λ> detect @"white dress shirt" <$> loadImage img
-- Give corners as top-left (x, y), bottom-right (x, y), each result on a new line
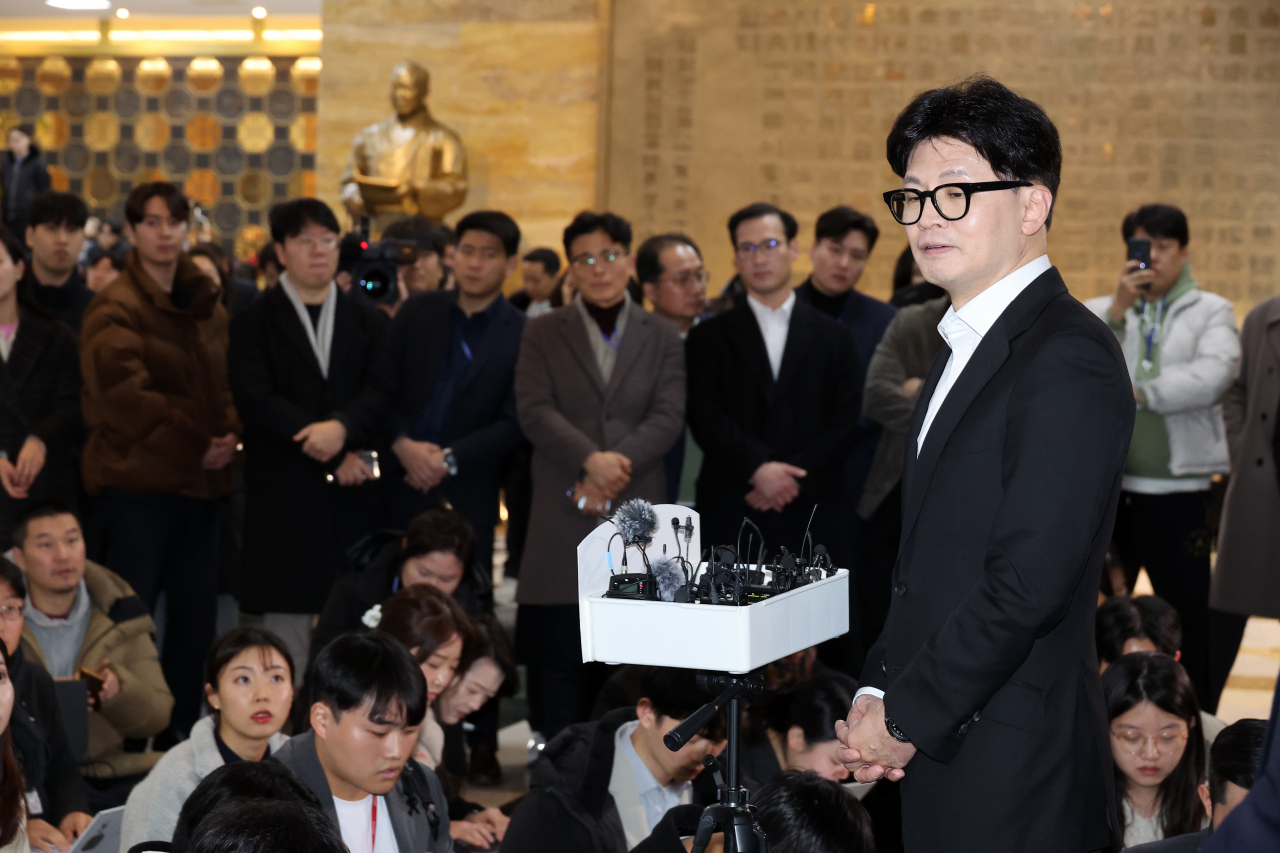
top-left (610, 720), bottom-right (692, 848)
top-left (745, 290), bottom-right (796, 379)
top-left (854, 254), bottom-right (1052, 706)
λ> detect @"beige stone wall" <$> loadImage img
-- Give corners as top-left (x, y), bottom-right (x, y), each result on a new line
top-left (604, 1), bottom-right (1280, 317)
top-left (317, 0), bottom-right (602, 266)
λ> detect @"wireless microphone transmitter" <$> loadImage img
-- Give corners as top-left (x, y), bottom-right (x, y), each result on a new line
top-left (604, 573), bottom-right (658, 600)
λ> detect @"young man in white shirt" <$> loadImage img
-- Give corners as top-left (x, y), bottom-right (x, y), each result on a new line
top-left (272, 633), bottom-right (453, 853)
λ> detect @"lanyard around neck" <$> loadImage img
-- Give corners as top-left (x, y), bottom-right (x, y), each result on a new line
top-left (371, 796), bottom-right (378, 853)
top-left (1140, 296), bottom-right (1168, 368)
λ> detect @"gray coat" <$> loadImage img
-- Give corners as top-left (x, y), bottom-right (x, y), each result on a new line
top-left (272, 731), bottom-right (453, 853)
top-left (514, 301), bottom-right (686, 605)
top-left (1212, 296), bottom-right (1280, 618)
top-left (120, 716), bottom-right (289, 850)
top-left (858, 296), bottom-right (949, 519)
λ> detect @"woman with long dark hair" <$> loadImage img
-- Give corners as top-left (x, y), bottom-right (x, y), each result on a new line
top-left (1103, 652), bottom-right (1206, 847)
top-left (0, 643), bottom-right (29, 852)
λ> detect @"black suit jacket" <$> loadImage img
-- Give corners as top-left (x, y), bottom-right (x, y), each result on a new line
top-left (685, 297), bottom-right (860, 559)
top-left (859, 269), bottom-right (1134, 851)
top-left (1200, 678), bottom-right (1280, 852)
top-left (228, 285), bottom-right (393, 613)
top-left (385, 291), bottom-right (526, 574)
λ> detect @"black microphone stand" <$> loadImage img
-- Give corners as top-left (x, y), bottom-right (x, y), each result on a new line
top-left (663, 673), bottom-right (767, 852)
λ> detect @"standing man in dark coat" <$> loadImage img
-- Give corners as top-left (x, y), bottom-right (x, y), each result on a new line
top-left (685, 202), bottom-right (860, 562)
top-left (22, 191), bottom-right (94, 334)
top-left (386, 209), bottom-right (526, 580)
top-left (1, 126), bottom-right (50, 240)
top-left (836, 77), bottom-right (1135, 852)
top-left (228, 198), bottom-right (393, 673)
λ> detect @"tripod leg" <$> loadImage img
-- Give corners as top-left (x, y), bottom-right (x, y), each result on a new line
top-left (690, 812), bottom-right (720, 853)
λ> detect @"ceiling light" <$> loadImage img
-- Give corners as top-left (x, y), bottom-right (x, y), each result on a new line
top-left (251, 6), bottom-right (267, 18)
top-left (45, 0), bottom-right (112, 9)
top-left (116, 8), bottom-right (128, 18)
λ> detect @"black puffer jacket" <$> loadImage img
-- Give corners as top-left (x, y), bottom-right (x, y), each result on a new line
top-left (502, 709), bottom-right (634, 853)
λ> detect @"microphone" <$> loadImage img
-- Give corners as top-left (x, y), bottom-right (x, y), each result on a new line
top-left (615, 499), bottom-right (658, 547)
top-left (651, 556), bottom-right (685, 602)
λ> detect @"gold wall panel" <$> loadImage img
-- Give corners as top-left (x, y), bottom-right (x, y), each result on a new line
top-left (48, 166), bottom-right (69, 192)
top-left (34, 113), bottom-right (68, 152)
top-left (236, 112), bottom-right (274, 154)
top-left (288, 113), bottom-right (316, 153)
top-left (135, 113), bottom-right (171, 153)
top-left (187, 57), bottom-right (224, 93)
top-left (85, 112), bottom-right (120, 152)
top-left (237, 171), bottom-right (269, 206)
top-left (290, 56), bottom-right (321, 97)
top-left (136, 58), bottom-right (173, 96)
top-left (35, 57), bottom-right (71, 97)
top-left (85, 166), bottom-right (115, 207)
top-left (0, 58), bottom-right (20, 96)
top-left (0, 111), bottom-right (19, 139)
top-left (288, 170), bottom-right (317, 199)
top-left (185, 169), bottom-right (220, 206)
top-left (187, 114), bottom-right (221, 152)
top-left (234, 224), bottom-right (269, 262)
top-left (85, 58), bottom-right (122, 96)
top-left (238, 57), bottom-right (275, 97)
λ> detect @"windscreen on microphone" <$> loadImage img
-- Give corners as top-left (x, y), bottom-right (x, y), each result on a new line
top-left (615, 498), bottom-right (659, 547)
top-left (651, 556), bottom-right (685, 602)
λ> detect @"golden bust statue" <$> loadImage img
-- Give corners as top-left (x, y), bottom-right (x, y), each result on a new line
top-left (339, 61), bottom-right (468, 222)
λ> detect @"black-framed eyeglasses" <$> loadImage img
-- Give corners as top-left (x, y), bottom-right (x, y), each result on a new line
top-left (882, 181), bottom-right (1032, 225)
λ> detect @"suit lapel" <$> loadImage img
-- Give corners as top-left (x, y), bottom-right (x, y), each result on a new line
top-left (604, 306), bottom-right (647, 403)
top-left (1263, 298), bottom-right (1280, 367)
top-left (559, 305), bottom-right (607, 394)
top-left (730, 301), bottom-right (776, 398)
top-left (774, 301), bottom-right (816, 401)
top-left (267, 286), bottom-right (325, 379)
top-left (900, 345), bottom-right (950, 535)
top-left (457, 299), bottom-right (513, 398)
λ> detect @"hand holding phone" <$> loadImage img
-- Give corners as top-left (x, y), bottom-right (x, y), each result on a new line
top-left (79, 668), bottom-right (104, 710)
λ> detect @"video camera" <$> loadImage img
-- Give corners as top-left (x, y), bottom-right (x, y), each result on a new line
top-left (343, 216), bottom-right (419, 305)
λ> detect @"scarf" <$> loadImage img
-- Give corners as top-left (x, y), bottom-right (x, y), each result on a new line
top-left (278, 272), bottom-right (337, 378)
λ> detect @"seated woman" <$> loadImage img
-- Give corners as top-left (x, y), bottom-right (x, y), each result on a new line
top-left (309, 506), bottom-right (485, 668)
top-left (121, 628), bottom-right (294, 850)
top-left (739, 675), bottom-right (855, 791)
top-left (0, 645), bottom-right (30, 853)
top-left (1104, 652), bottom-right (1206, 849)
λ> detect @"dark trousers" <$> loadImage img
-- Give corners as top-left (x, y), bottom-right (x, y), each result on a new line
top-left (1112, 490), bottom-right (1214, 705)
top-left (853, 482), bottom-right (903, 675)
top-left (101, 489), bottom-right (223, 735)
top-left (499, 443), bottom-right (533, 580)
top-left (516, 603), bottom-right (614, 740)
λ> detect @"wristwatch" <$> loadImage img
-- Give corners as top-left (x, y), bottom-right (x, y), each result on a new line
top-left (441, 448), bottom-right (458, 477)
top-left (884, 713), bottom-right (911, 744)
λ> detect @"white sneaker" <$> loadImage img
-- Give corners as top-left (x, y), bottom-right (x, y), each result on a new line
top-left (526, 731), bottom-right (547, 766)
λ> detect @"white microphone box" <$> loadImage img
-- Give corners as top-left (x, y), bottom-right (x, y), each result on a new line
top-left (577, 506), bottom-right (849, 673)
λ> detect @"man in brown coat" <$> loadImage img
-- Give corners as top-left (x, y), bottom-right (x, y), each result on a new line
top-left (80, 181), bottom-right (239, 740)
top-left (1209, 295), bottom-right (1280, 704)
top-left (514, 210), bottom-right (685, 743)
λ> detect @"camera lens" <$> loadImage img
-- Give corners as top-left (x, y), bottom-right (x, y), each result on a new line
top-left (358, 267), bottom-right (394, 300)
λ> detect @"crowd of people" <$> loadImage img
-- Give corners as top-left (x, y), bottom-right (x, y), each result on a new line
top-left (0, 71), bottom-right (1278, 852)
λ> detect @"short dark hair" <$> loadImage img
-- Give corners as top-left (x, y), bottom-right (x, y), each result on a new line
top-left (635, 232), bottom-right (703, 286)
top-left (305, 632), bottom-right (427, 727)
top-left (1096, 594), bottom-right (1182, 666)
top-left (268, 198), bottom-right (340, 244)
top-left (754, 674), bottom-right (856, 746)
top-left (172, 761), bottom-right (325, 853)
top-left (381, 215), bottom-right (448, 257)
top-left (814, 205), bottom-right (879, 251)
top-left (1134, 595), bottom-right (1182, 657)
top-left (886, 75), bottom-right (1062, 227)
top-left (26, 191), bottom-right (88, 231)
top-left (728, 202), bottom-right (798, 246)
top-left (1122, 204), bottom-right (1190, 247)
top-left (563, 211), bottom-right (632, 257)
top-left (186, 800), bottom-right (345, 853)
top-left (754, 771), bottom-right (875, 853)
top-left (124, 181), bottom-right (190, 227)
top-left (400, 505), bottom-right (475, 573)
top-left (456, 210), bottom-right (521, 257)
top-left (0, 558), bottom-right (25, 601)
top-left (205, 627), bottom-right (296, 719)
top-left (639, 666), bottom-right (727, 741)
top-left (375, 584), bottom-right (473, 668)
top-left (12, 500), bottom-right (78, 549)
top-left (522, 247), bottom-right (561, 276)
top-left (1208, 719), bottom-right (1267, 805)
top-left (85, 243), bottom-right (126, 272)
top-left (256, 243), bottom-right (280, 271)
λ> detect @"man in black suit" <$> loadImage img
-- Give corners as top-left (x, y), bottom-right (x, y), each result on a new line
top-left (835, 77), bottom-right (1135, 852)
top-left (685, 202), bottom-right (860, 562)
top-left (228, 198), bottom-right (393, 672)
top-left (386, 209), bottom-right (526, 589)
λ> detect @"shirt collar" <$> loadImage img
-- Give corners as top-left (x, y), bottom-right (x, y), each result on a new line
top-left (942, 254), bottom-right (1051, 341)
top-left (617, 719), bottom-right (669, 798)
top-left (746, 289), bottom-right (796, 323)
